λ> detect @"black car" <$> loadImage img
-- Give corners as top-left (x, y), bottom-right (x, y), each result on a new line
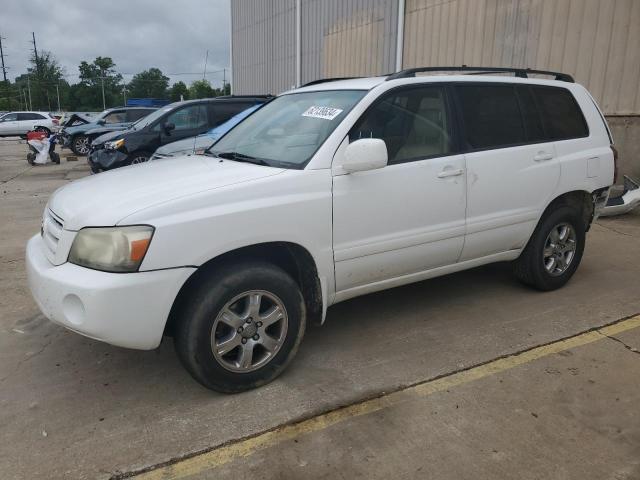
top-left (60, 107), bottom-right (156, 156)
top-left (88, 96), bottom-right (271, 172)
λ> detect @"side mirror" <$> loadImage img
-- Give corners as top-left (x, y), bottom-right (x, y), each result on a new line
top-left (97, 119), bottom-right (106, 125)
top-left (164, 122), bottom-right (176, 134)
top-left (342, 138), bottom-right (388, 173)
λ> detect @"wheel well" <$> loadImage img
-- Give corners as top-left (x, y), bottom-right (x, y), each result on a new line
top-left (164, 242), bottom-right (323, 336)
top-left (542, 190), bottom-right (595, 231)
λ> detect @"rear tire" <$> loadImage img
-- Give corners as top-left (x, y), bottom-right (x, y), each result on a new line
top-left (174, 261), bottom-right (306, 393)
top-left (513, 205), bottom-right (585, 291)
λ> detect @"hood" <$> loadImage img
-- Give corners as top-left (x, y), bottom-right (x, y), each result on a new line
top-left (92, 129), bottom-right (125, 145)
top-left (154, 135), bottom-right (215, 157)
top-left (85, 124), bottom-right (129, 136)
top-left (48, 156), bottom-right (285, 230)
top-left (64, 121), bottom-right (99, 135)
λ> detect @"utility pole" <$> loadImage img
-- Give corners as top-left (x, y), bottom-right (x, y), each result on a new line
top-left (31, 32), bottom-right (40, 110)
top-left (203, 50), bottom-right (209, 80)
top-left (31, 32), bottom-right (39, 66)
top-left (223, 68), bottom-right (226, 92)
top-left (55, 83), bottom-right (60, 112)
top-left (0, 35), bottom-right (8, 82)
top-left (100, 71), bottom-right (106, 110)
top-left (123, 86), bottom-right (127, 106)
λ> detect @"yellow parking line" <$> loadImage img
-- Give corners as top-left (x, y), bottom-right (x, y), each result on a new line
top-left (132, 314), bottom-right (640, 480)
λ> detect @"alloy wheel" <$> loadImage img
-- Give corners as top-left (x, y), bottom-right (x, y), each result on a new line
top-left (211, 290), bottom-right (288, 373)
top-left (543, 223), bottom-right (577, 276)
top-left (74, 136), bottom-right (89, 155)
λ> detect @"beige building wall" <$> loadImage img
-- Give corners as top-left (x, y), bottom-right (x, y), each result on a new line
top-left (403, 0), bottom-right (640, 116)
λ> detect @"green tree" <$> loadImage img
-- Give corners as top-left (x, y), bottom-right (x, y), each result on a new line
top-left (127, 68), bottom-right (169, 99)
top-left (77, 56), bottom-right (123, 110)
top-left (212, 82), bottom-right (231, 97)
top-left (21, 50), bottom-right (65, 111)
top-left (188, 79), bottom-right (214, 99)
top-left (169, 81), bottom-right (189, 102)
top-left (0, 80), bottom-right (26, 111)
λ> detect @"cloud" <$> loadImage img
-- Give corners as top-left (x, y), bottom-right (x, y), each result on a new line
top-left (0, 0), bottom-right (230, 87)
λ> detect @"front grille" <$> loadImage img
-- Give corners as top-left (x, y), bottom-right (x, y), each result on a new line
top-left (42, 208), bottom-right (64, 259)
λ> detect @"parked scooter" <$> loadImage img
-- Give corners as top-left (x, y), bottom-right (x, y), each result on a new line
top-left (26, 130), bottom-right (60, 165)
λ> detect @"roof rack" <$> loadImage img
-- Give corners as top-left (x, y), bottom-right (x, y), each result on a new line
top-left (386, 66), bottom-right (574, 83)
top-left (215, 94), bottom-right (274, 99)
top-left (301, 77), bottom-right (360, 87)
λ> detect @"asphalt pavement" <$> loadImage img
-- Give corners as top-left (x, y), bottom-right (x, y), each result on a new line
top-left (1, 140), bottom-right (639, 479)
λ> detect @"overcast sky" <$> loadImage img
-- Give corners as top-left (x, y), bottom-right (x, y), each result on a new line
top-left (0, 0), bottom-right (231, 87)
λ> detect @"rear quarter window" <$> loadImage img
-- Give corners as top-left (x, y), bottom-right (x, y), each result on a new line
top-left (532, 86), bottom-right (589, 140)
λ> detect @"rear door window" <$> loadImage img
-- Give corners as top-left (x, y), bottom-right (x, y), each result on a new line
top-left (515, 86), bottom-right (546, 143)
top-left (455, 84), bottom-right (525, 150)
top-left (532, 86), bottom-right (589, 140)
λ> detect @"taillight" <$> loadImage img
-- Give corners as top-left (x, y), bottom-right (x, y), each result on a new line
top-left (611, 145), bottom-right (619, 183)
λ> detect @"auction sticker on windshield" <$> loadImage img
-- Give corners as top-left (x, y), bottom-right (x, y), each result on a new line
top-left (302, 106), bottom-right (343, 120)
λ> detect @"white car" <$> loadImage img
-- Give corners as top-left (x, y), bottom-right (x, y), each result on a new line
top-left (26, 67), bottom-right (615, 392)
top-left (0, 111), bottom-right (59, 137)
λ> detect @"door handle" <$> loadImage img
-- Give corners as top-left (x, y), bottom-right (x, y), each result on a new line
top-left (533, 152), bottom-right (554, 162)
top-left (437, 168), bottom-right (464, 178)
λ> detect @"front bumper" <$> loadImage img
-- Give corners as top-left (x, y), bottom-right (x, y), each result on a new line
top-left (59, 133), bottom-right (72, 148)
top-left (88, 148), bottom-right (129, 172)
top-left (26, 234), bottom-right (194, 350)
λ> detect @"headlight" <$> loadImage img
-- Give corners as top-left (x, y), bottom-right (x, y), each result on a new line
top-left (68, 226), bottom-right (154, 272)
top-left (104, 138), bottom-right (125, 150)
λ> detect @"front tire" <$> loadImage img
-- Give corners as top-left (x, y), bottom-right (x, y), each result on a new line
top-left (174, 261), bottom-right (306, 393)
top-left (513, 205), bottom-right (585, 291)
top-left (71, 135), bottom-right (90, 156)
top-left (127, 151), bottom-right (151, 165)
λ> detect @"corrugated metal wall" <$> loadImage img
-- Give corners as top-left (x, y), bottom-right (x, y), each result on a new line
top-left (231, 0), bottom-right (297, 94)
top-left (231, 0), bottom-right (398, 94)
top-left (403, 0), bottom-right (640, 115)
top-left (231, 0), bottom-right (640, 115)
top-left (300, 0), bottom-right (399, 83)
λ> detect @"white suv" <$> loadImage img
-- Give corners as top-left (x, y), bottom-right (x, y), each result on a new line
top-left (0, 111), bottom-right (59, 137)
top-left (26, 67), bottom-right (615, 392)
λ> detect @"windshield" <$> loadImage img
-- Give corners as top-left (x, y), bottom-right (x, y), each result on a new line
top-left (209, 90), bottom-right (366, 168)
top-left (131, 105), bottom-right (176, 130)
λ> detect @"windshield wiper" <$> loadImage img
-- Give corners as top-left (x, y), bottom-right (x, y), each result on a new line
top-left (213, 151), bottom-right (271, 166)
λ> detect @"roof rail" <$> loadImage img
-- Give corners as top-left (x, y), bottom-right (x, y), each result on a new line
top-left (215, 94), bottom-right (274, 99)
top-left (301, 77), bottom-right (360, 88)
top-left (386, 66), bottom-right (574, 83)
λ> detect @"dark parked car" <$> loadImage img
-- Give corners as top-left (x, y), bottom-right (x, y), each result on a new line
top-left (60, 107), bottom-right (156, 156)
top-left (88, 96), bottom-right (271, 172)
top-left (151, 104), bottom-right (263, 160)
